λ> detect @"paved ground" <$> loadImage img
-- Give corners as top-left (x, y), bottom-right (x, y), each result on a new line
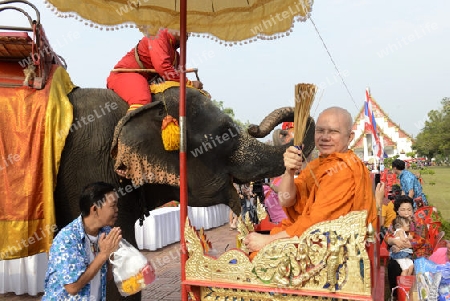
top-left (0, 224), bottom-right (237, 301)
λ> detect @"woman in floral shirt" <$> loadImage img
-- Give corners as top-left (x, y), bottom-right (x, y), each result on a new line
top-left (43, 182), bottom-right (122, 301)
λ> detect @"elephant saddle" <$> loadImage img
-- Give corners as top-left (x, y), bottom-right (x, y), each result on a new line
top-left (0, 65), bottom-right (75, 259)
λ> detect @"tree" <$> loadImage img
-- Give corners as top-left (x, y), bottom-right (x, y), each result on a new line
top-left (406, 151), bottom-right (416, 158)
top-left (383, 155), bottom-right (399, 168)
top-left (211, 99), bottom-right (250, 129)
top-left (413, 97), bottom-right (450, 160)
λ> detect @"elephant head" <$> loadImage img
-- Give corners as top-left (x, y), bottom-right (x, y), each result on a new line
top-left (111, 87), bottom-right (315, 215)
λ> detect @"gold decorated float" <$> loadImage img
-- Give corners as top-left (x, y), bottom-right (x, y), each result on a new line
top-left (184, 210), bottom-right (383, 301)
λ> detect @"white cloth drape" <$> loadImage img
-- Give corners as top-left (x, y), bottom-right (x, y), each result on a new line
top-left (0, 252), bottom-right (48, 296)
top-left (135, 204), bottom-right (229, 251)
top-left (0, 204), bottom-right (229, 294)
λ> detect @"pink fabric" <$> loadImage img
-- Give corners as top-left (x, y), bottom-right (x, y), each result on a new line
top-left (429, 247), bottom-right (448, 264)
top-left (263, 177), bottom-right (287, 224)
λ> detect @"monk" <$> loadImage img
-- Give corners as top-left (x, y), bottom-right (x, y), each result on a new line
top-left (243, 106), bottom-right (378, 253)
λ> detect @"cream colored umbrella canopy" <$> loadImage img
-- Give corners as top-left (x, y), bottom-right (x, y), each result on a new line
top-left (46, 0), bottom-right (313, 42)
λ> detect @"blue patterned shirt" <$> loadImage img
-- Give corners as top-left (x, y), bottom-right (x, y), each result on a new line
top-left (43, 215), bottom-right (111, 301)
top-left (399, 170), bottom-right (428, 207)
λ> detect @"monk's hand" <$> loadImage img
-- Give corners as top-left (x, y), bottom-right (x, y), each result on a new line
top-left (243, 232), bottom-right (272, 252)
top-left (283, 146), bottom-right (303, 174)
top-left (375, 182), bottom-right (385, 208)
top-left (99, 227), bottom-right (122, 259)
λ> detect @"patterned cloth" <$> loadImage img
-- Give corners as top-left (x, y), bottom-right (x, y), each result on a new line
top-left (399, 169), bottom-right (428, 207)
top-left (389, 229), bottom-right (413, 259)
top-left (43, 215), bottom-right (111, 301)
top-left (384, 220), bottom-right (433, 259)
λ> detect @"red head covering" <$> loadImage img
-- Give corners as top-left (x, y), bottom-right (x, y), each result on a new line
top-left (282, 122), bottom-right (294, 130)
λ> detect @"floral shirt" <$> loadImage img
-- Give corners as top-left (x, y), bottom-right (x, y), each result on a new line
top-left (43, 215), bottom-right (111, 301)
top-left (399, 170), bottom-right (428, 207)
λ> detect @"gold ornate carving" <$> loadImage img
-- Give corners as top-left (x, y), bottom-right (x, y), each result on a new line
top-left (185, 211), bottom-right (372, 298)
top-left (236, 212), bottom-right (255, 253)
top-left (200, 286), bottom-right (333, 300)
top-left (255, 197), bottom-right (267, 222)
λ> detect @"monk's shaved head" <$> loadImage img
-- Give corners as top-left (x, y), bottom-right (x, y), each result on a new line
top-left (315, 106), bottom-right (355, 155)
top-left (319, 107), bottom-right (353, 134)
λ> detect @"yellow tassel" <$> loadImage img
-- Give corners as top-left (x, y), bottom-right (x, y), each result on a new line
top-left (161, 115), bottom-right (180, 151)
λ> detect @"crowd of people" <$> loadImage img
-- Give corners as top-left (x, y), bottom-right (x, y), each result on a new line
top-left (377, 158), bottom-right (449, 296)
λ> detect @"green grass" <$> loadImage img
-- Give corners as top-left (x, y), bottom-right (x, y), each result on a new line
top-left (418, 166), bottom-right (450, 239)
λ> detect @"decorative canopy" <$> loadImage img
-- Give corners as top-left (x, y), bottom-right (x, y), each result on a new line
top-left (46, 0), bottom-right (314, 42)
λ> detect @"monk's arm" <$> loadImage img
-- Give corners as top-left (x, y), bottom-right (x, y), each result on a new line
top-left (278, 169), bottom-right (297, 207)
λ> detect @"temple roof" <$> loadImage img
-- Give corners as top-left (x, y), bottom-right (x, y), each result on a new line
top-left (352, 125), bottom-right (398, 149)
top-left (352, 94), bottom-right (413, 140)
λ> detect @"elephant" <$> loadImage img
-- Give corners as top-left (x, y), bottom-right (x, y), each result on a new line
top-left (54, 86), bottom-right (315, 300)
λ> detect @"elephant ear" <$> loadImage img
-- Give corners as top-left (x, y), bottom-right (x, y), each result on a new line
top-left (111, 101), bottom-right (167, 184)
top-left (111, 101), bottom-right (163, 157)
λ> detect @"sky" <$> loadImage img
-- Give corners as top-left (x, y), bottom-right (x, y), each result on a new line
top-left (2, 1), bottom-right (450, 138)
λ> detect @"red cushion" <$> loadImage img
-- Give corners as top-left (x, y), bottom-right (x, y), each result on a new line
top-left (0, 31), bottom-right (31, 39)
top-left (397, 276), bottom-right (415, 301)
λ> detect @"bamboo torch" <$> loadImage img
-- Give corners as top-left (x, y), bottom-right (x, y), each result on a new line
top-left (294, 83), bottom-right (317, 147)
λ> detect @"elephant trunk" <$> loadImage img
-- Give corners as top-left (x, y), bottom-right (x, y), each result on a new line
top-left (230, 116), bottom-right (315, 183)
top-left (247, 107), bottom-right (294, 138)
top-left (229, 133), bottom-right (289, 183)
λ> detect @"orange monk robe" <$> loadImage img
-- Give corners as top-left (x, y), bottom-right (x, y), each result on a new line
top-left (271, 150), bottom-right (377, 238)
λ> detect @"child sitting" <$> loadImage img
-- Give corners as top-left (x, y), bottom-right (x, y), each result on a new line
top-left (390, 216), bottom-right (414, 275)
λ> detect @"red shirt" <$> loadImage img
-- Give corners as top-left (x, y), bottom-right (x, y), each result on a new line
top-left (113, 29), bottom-right (181, 81)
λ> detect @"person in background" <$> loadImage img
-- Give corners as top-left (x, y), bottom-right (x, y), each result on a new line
top-left (391, 159), bottom-right (428, 209)
top-left (263, 177), bottom-right (287, 224)
top-left (384, 195), bottom-right (433, 295)
top-left (229, 183), bottom-right (240, 230)
top-left (380, 192), bottom-right (397, 240)
top-left (240, 183), bottom-right (257, 223)
top-left (261, 121), bottom-right (296, 224)
top-left (390, 216), bottom-right (414, 276)
top-left (43, 182), bottom-right (122, 301)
